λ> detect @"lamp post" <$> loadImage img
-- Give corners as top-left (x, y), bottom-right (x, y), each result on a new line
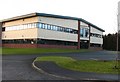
top-left (114, 2), bottom-right (120, 69)
top-left (114, 14), bottom-right (119, 69)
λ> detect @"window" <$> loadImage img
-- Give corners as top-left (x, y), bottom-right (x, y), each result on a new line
top-left (80, 28), bottom-right (83, 37)
top-left (20, 25), bottom-right (24, 30)
top-left (67, 28), bottom-right (70, 33)
top-left (13, 26), bottom-right (17, 30)
top-left (53, 26), bottom-right (56, 31)
top-left (60, 27), bottom-right (63, 32)
top-left (57, 26), bottom-right (60, 31)
top-left (50, 25), bottom-right (52, 30)
top-left (8, 27), bottom-right (11, 31)
top-left (45, 24), bottom-right (48, 29)
top-left (70, 29), bottom-right (73, 33)
top-left (85, 28), bottom-right (89, 37)
top-left (2, 27), bottom-right (5, 31)
top-left (68, 28), bottom-right (71, 33)
top-left (90, 33), bottom-right (102, 38)
top-left (47, 25), bottom-right (51, 30)
top-left (56, 26), bottom-right (58, 31)
top-left (80, 28), bottom-right (89, 37)
top-left (42, 24), bottom-right (45, 29)
top-left (32, 23), bottom-right (34, 28)
top-left (54, 26), bottom-right (56, 30)
top-left (4, 22), bottom-right (78, 35)
top-left (27, 24), bottom-right (30, 28)
top-left (38, 23), bottom-right (42, 28)
top-left (22, 24), bottom-right (25, 29)
top-left (51, 25), bottom-right (53, 30)
top-left (34, 23), bottom-right (37, 28)
top-left (5, 27), bottom-right (8, 31)
top-left (24, 24), bottom-right (27, 29)
top-left (74, 30), bottom-right (77, 34)
top-left (90, 43), bottom-right (101, 47)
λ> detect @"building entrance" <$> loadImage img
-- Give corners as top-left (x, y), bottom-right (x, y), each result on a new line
top-left (80, 40), bottom-right (89, 49)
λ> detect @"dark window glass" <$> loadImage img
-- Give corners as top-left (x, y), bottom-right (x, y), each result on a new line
top-left (80, 28), bottom-right (89, 37)
top-left (90, 33), bottom-right (102, 38)
top-left (2, 27), bottom-right (5, 31)
top-left (60, 27), bottom-right (63, 32)
top-left (57, 26), bottom-right (60, 31)
top-left (85, 29), bottom-right (89, 37)
top-left (45, 24), bottom-right (47, 29)
top-left (80, 28), bottom-right (83, 37)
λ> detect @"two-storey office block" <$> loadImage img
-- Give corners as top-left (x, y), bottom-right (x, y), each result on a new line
top-left (1, 13), bottom-right (105, 50)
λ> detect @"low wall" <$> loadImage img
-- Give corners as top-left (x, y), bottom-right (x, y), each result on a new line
top-left (2, 43), bottom-right (77, 49)
top-left (2, 44), bottom-right (37, 48)
top-left (89, 47), bottom-right (103, 51)
top-left (37, 44), bottom-right (77, 49)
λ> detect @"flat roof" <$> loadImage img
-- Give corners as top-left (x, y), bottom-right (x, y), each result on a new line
top-left (1, 12), bottom-right (105, 32)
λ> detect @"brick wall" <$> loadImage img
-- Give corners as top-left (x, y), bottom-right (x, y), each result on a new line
top-left (2, 43), bottom-right (77, 49)
top-left (89, 47), bottom-right (103, 51)
top-left (2, 44), bottom-right (103, 50)
top-left (37, 44), bottom-right (77, 49)
top-left (2, 44), bottom-right (37, 48)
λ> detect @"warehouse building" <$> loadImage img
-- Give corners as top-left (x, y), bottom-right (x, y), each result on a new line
top-left (1, 13), bottom-right (105, 50)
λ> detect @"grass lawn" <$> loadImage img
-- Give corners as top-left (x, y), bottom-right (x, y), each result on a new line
top-left (2, 48), bottom-right (92, 55)
top-left (0, 47), bottom-right (2, 55)
top-left (35, 56), bottom-right (119, 74)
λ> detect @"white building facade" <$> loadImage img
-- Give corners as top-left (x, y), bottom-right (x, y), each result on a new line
top-left (1, 13), bottom-right (104, 49)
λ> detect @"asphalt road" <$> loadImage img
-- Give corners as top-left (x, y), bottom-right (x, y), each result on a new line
top-left (35, 61), bottom-right (118, 80)
top-left (2, 50), bottom-right (119, 80)
top-left (2, 55), bottom-right (64, 80)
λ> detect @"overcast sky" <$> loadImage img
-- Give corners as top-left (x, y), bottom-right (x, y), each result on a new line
top-left (0, 0), bottom-right (120, 34)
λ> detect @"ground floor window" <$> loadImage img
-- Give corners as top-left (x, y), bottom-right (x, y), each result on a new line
top-left (90, 43), bottom-right (101, 47)
top-left (37, 39), bottom-right (77, 46)
top-left (2, 39), bottom-right (77, 46)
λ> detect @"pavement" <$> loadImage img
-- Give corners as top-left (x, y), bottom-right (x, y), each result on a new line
top-left (2, 50), bottom-right (120, 81)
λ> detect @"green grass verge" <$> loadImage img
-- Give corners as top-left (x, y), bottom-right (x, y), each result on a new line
top-left (35, 56), bottom-right (119, 74)
top-left (0, 47), bottom-right (2, 55)
top-left (2, 48), bottom-right (91, 55)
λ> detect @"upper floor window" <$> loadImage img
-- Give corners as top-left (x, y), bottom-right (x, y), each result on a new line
top-left (5, 23), bottom-right (37, 31)
top-left (38, 23), bottom-right (42, 28)
top-left (45, 24), bottom-right (48, 29)
top-left (80, 28), bottom-right (89, 38)
top-left (90, 33), bottom-right (102, 38)
top-left (47, 25), bottom-right (51, 30)
top-left (2, 27), bottom-right (5, 31)
top-left (4, 22), bottom-right (78, 35)
top-left (57, 26), bottom-right (60, 31)
top-left (80, 28), bottom-right (84, 37)
top-left (53, 26), bottom-right (57, 31)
